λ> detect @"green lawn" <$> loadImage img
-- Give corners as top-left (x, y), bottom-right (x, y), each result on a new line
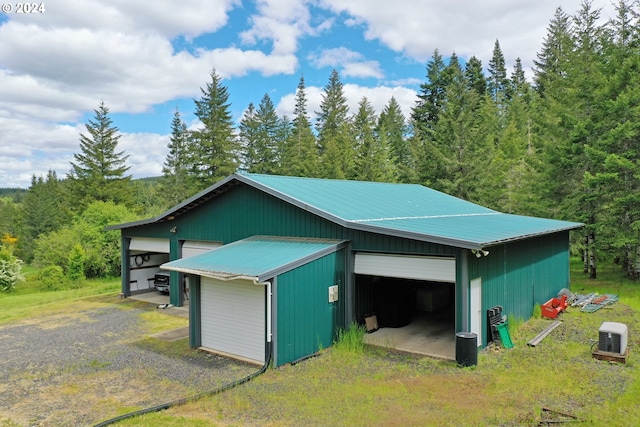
top-left (3, 261), bottom-right (639, 426)
top-left (113, 260), bottom-right (640, 427)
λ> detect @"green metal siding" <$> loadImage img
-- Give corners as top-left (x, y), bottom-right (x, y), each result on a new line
top-left (468, 232), bottom-right (570, 346)
top-left (275, 249), bottom-right (346, 366)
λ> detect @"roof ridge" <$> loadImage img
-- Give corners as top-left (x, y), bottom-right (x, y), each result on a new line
top-left (349, 212), bottom-right (501, 223)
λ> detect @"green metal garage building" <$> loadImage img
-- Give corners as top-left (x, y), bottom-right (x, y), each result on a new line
top-left (108, 173), bottom-right (582, 367)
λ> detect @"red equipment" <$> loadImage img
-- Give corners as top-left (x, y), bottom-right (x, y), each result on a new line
top-left (541, 294), bottom-right (568, 319)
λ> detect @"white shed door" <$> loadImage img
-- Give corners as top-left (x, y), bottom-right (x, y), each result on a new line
top-left (200, 277), bottom-right (265, 364)
top-left (182, 240), bottom-right (222, 258)
top-left (354, 253), bottom-right (455, 283)
top-left (129, 237), bottom-right (170, 253)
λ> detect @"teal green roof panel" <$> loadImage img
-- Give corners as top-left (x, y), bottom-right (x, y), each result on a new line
top-left (108, 173), bottom-right (583, 250)
top-left (161, 236), bottom-right (346, 282)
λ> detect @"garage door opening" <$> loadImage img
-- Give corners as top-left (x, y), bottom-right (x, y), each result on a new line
top-left (357, 274), bottom-right (456, 360)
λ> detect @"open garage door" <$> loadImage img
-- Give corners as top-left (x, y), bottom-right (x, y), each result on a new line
top-left (182, 240), bottom-right (222, 258)
top-left (129, 237), bottom-right (170, 253)
top-left (354, 253), bottom-right (455, 282)
top-left (200, 277), bottom-right (266, 364)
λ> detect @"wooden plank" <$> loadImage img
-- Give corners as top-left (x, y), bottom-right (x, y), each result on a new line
top-left (528, 320), bottom-right (562, 347)
top-left (592, 347), bottom-right (629, 364)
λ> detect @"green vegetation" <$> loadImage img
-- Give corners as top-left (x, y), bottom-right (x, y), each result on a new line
top-left (1, 262), bottom-right (639, 426)
top-left (116, 261), bottom-right (640, 426)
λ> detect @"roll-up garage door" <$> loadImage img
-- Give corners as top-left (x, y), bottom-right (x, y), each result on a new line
top-left (129, 237), bottom-right (170, 253)
top-left (354, 253), bottom-right (455, 283)
top-left (181, 240), bottom-right (222, 258)
top-left (200, 277), bottom-right (265, 364)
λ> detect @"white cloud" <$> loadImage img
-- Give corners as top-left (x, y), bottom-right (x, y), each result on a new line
top-left (318, 0), bottom-right (617, 72)
top-left (309, 47), bottom-right (383, 79)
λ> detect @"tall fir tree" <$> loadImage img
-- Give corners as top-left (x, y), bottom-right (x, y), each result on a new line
top-left (412, 49), bottom-right (447, 134)
top-left (464, 56), bottom-right (487, 98)
top-left (281, 76), bottom-right (319, 177)
top-left (533, 7), bottom-right (573, 95)
top-left (67, 102), bottom-right (133, 211)
top-left (353, 97), bottom-right (397, 182)
top-left (161, 109), bottom-right (193, 206)
top-left (316, 70), bottom-right (353, 179)
top-left (190, 68), bottom-right (239, 190)
top-left (378, 97), bottom-right (413, 183)
top-left (487, 39), bottom-right (509, 111)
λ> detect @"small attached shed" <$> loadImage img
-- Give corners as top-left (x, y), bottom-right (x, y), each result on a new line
top-left (108, 173), bottom-right (582, 366)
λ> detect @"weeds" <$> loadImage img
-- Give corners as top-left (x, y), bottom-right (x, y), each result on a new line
top-left (333, 322), bottom-right (367, 354)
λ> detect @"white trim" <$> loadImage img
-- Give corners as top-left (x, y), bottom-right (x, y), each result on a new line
top-left (470, 278), bottom-right (482, 345)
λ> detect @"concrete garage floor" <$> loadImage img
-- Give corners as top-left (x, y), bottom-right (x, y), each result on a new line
top-left (128, 291), bottom-right (189, 318)
top-left (363, 309), bottom-right (456, 360)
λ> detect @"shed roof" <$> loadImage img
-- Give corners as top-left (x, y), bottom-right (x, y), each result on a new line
top-left (161, 236), bottom-right (345, 282)
top-left (108, 173), bottom-right (583, 249)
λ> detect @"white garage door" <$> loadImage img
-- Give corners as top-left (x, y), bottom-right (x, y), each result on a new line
top-left (354, 253), bottom-right (455, 283)
top-left (129, 237), bottom-right (170, 253)
top-left (200, 277), bottom-right (265, 364)
top-left (182, 240), bottom-right (222, 258)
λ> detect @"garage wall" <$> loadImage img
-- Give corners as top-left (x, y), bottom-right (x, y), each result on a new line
top-left (200, 278), bottom-right (266, 364)
top-left (274, 249), bottom-right (345, 367)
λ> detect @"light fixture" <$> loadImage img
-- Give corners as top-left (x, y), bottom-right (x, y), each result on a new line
top-left (169, 226), bottom-right (178, 233)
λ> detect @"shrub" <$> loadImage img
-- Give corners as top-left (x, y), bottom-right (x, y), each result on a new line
top-left (0, 248), bottom-right (24, 292)
top-left (67, 244), bottom-right (86, 282)
top-left (37, 265), bottom-right (68, 291)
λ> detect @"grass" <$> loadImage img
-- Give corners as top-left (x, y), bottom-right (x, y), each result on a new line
top-left (116, 259), bottom-right (640, 427)
top-left (3, 260), bottom-right (640, 426)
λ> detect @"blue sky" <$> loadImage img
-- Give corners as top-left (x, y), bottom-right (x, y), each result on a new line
top-left (0, 0), bottom-right (616, 188)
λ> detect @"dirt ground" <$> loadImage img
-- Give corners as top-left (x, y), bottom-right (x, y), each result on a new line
top-left (0, 299), bottom-right (258, 427)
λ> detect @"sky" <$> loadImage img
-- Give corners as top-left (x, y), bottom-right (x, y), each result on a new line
top-left (0, 0), bottom-right (617, 189)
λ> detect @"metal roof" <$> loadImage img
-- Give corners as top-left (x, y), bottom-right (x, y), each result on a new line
top-left (161, 236), bottom-right (346, 282)
top-left (108, 173), bottom-right (583, 249)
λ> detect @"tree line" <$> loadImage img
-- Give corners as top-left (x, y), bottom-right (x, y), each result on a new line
top-left (0, 0), bottom-right (638, 287)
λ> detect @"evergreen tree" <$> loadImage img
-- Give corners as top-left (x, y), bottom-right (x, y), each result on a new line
top-left (353, 97), bottom-right (397, 182)
top-left (281, 76), bottom-right (319, 177)
top-left (378, 97), bottom-right (413, 183)
top-left (412, 49), bottom-right (447, 133)
top-left (161, 109), bottom-right (193, 206)
top-left (316, 70), bottom-right (353, 179)
top-left (247, 94), bottom-right (283, 174)
top-left (67, 102), bottom-right (132, 211)
top-left (487, 39), bottom-right (509, 110)
top-left (464, 56), bottom-right (487, 98)
top-left (533, 7), bottom-right (573, 95)
top-left (19, 171), bottom-right (67, 261)
top-left (190, 68), bottom-right (239, 190)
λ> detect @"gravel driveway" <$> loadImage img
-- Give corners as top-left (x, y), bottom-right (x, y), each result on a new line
top-left (0, 299), bottom-right (258, 426)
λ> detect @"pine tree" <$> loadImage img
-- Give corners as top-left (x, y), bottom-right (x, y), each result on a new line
top-left (67, 102), bottom-right (132, 210)
top-left (464, 56), bottom-right (487, 98)
top-left (247, 94), bottom-right (283, 174)
top-left (412, 49), bottom-right (447, 133)
top-left (487, 40), bottom-right (509, 111)
top-left (161, 109), bottom-right (193, 206)
top-left (190, 68), bottom-right (239, 189)
top-left (533, 7), bottom-right (573, 95)
top-left (20, 171), bottom-right (67, 261)
top-left (352, 97), bottom-right (397, 182)
top-left (316, 70), bottom-right (353, 179)
top-left (378, 97), bottom-right (412, 183)
top-left (281, 76), bottom-right (319, 177)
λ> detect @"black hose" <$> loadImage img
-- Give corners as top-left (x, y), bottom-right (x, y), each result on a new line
top-left (93, 342), bottom-right (272, 427)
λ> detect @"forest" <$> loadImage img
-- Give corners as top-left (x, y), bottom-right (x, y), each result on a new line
top-left (0, 1), bottom-right (638, 292)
